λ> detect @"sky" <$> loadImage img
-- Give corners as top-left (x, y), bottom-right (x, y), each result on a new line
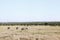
top-left (0, 0), bottom-right (60, 22)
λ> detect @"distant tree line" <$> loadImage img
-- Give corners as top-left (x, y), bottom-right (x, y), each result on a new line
top-left (0, 22), bottom-right (60, 26)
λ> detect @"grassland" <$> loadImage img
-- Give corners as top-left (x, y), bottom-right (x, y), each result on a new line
top-left (0, 25), bottom-right (60, 40)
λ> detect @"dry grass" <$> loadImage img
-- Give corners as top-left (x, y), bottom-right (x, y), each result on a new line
top-left (0, 25), bottom-right (60, 40)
